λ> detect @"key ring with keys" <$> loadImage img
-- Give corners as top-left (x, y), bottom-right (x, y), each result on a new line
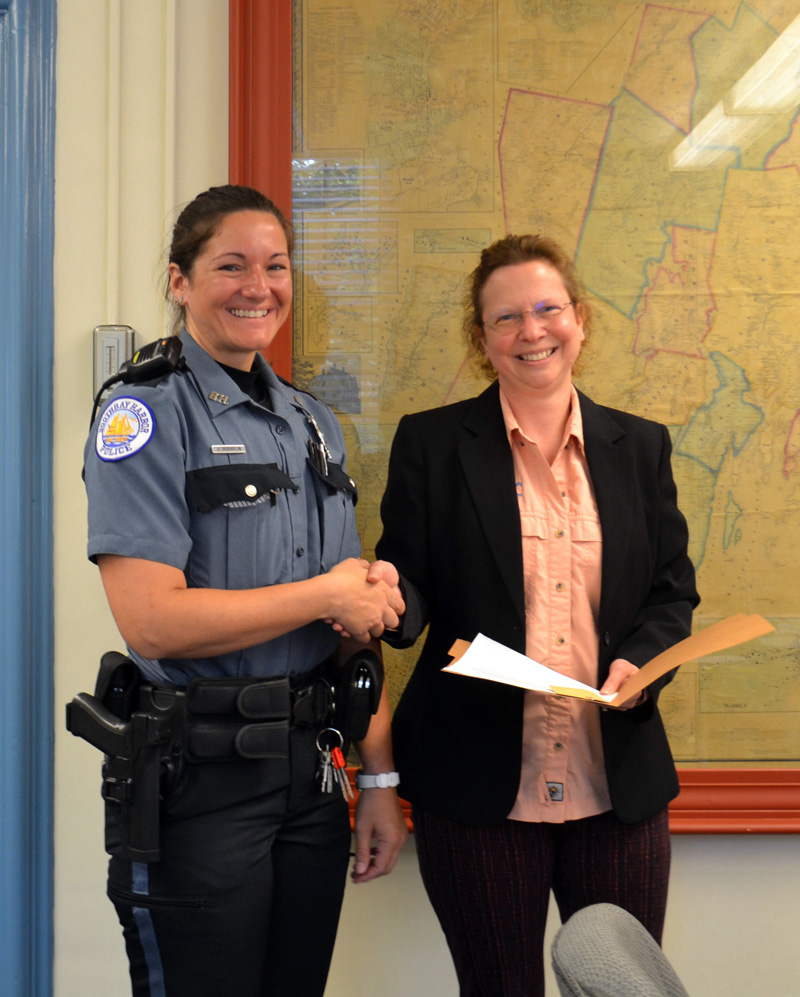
top-left (315, 727), bottom-right (354, 800)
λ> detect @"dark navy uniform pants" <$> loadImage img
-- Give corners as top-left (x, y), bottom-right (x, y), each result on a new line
top-left (106, 724), bottom-right (351, 997)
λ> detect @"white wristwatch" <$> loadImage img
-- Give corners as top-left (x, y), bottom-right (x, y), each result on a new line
top-left (355, 770), bottom-right (400, 790)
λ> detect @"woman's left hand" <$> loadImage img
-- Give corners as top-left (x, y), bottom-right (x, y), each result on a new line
top-left (599, 658), bottom-right (647, 709)
top-left (351, 788), bottom-right (408, 884)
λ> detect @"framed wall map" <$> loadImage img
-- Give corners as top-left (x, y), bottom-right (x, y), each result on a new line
top-left (230, 0), bottom-right (800, 830)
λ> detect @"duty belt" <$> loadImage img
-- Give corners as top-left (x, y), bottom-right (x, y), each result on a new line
top-left (141, 670), bottom-right (333, 763)
top-left (66, 653), bottom-right (336, 863)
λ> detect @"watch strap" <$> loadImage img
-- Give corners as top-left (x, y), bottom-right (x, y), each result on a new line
top-left (355, 770), bottom-right (400, 789)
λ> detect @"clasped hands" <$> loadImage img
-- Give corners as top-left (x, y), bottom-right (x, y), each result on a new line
top-left (325, 558), bottom-right (404, 642)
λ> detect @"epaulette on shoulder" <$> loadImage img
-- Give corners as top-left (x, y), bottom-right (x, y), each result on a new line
top-left (127, 372), bottom-right (175, 391)
top-left (132, 363), bottom-right (187, 390)
top-left (275, 373), bottom-right (321, 403)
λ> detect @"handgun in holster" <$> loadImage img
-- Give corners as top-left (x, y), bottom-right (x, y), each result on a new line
top-left (333, 649), bottom-right (384, 754)
top-left (65, 651), bottom-right (173, 863)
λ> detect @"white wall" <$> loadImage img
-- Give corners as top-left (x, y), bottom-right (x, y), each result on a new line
top-left (53, 3), bottom-right (800, 996)
top-left (329, 834), bottom-right (800, 997)
top-left (53, 2), bottom-right (229, 994)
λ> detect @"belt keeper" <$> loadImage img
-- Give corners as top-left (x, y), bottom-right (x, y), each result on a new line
top-left (234, 721), bottom-right (290, 759)
top-left (185, 719), bottom-right (290, 761)
top-left (236, 681), bottom-right (290, 720)
top-left (292, 680), bottom-right (331, 727)
top-left (185, 676), bottom-right (290, 719)
top-left (154, 673), bottom-right (333, 762)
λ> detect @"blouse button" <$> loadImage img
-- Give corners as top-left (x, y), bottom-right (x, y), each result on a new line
top-left (556, 636), bottom-right (565, 646)
top-left (555, 582), bottom-right (565, 592)
top-left (276, 425), bottom-right (285, 435)
top-left (554, 742), bottom-right (564, 751)
top-left (555, 529), bottom-right (565, 538)
top-left (296, 546), bottom-right (305, 557)
top-left (244, 484), bottom-right (258, 498)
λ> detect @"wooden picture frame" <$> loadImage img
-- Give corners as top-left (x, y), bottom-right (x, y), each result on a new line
top-left (228, 0), bottom-right (800, 833)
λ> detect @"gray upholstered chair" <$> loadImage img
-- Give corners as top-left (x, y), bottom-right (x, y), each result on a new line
top-left (551, 903), bottom-right (690, 997)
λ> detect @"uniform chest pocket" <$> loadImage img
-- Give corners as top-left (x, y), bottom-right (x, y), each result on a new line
top-left (306, 458), bottom-right (358, 503)
top-left (187, 463), bottom-right (298, 513)
top-left (305, 458), bottom-right (358, 568)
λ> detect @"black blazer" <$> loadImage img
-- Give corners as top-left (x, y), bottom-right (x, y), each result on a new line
top-left (376, 382), bottom-right (699, 825)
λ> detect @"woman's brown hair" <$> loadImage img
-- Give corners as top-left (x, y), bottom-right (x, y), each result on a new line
top-left (165, 185), bottom-right (293, 332)
top-left (463, 233), bottom-right (592, 380)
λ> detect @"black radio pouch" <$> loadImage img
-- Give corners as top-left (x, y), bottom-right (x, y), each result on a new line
top-left (334, 649), bottom-right (383, 753)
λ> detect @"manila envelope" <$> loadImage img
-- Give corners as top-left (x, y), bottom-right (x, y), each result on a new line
top-left (445, 614), bottom-right (775, 707)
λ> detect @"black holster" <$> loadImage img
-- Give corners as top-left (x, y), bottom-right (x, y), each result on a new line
top-left (66, 653), bottom-right (338, 863)
top-left (66, 651), bottom-right (171, 863)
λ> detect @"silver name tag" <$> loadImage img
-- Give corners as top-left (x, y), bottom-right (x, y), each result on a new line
top-left (211, 444), bottom-right (247, 454)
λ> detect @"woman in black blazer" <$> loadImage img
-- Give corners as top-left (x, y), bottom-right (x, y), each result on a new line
top-left (375, 234), bottom-right (698, 997)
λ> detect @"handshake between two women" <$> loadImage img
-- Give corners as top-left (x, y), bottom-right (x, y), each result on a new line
top-left (324, 557), bottom-right (404, 643)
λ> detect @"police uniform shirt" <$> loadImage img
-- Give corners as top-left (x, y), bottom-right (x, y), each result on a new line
top-left (85, 331), bottom-right (360, 685)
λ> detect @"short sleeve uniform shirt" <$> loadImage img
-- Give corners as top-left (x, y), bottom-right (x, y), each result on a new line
top-left (84, 331), bottom-right (360, 685)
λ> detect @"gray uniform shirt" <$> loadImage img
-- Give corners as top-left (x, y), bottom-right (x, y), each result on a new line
top-left (85, 331), bottom-right (360, 684)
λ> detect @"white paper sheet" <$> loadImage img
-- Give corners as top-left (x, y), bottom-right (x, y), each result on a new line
top-left (444, 614), bottom-right (775, 707)
top-left (443, 633), bottom-right (615, 702)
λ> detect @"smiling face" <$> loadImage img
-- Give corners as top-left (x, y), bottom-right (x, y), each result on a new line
top-left (478, 259), bottom-right (585, 403)
top-left (168, 209), bottom-right (292, 370)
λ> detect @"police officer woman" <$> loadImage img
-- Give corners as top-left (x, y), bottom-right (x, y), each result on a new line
top-left (84, 184), bottom-right (407, 997)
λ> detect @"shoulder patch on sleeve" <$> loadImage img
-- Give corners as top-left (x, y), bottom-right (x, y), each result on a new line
top-left (95, 396), bottom-right (156, 461)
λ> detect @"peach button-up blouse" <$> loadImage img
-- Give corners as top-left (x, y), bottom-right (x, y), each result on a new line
top-left (500, 387), bottom-right (612, 822)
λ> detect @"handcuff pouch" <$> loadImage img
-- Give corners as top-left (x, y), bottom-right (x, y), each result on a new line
top-left (333, 649), bottom-right (383, 752)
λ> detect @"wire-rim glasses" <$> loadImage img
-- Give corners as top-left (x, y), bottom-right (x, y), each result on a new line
top-left (483, 301), bottom-right (575, 334)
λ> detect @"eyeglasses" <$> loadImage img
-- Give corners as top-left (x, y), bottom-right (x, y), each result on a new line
top-left (483, 302), bottom-right (575, 333)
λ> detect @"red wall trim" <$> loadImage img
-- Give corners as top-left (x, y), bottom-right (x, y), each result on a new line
top-left (344, 768), bottom-right (800, 834)
top-left (230, 0), bottom-right (800, 834)
top-left (668, 768), bottom-right (800, 834)
top-left (229, 0), bottom-right (293, 378)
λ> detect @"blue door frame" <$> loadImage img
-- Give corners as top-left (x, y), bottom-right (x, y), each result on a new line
top-left (0, 0), bottom-right (56, 993)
